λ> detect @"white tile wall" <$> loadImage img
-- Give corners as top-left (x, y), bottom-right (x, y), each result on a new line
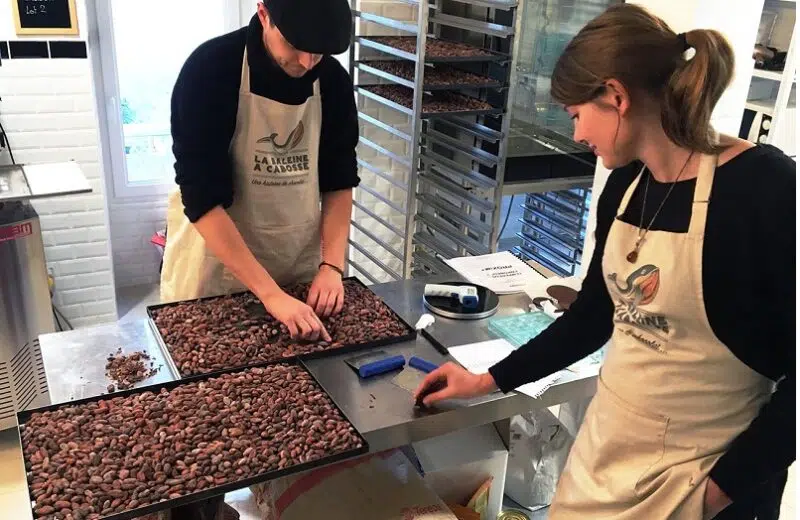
top-left (108, 196), bottom-right (168, 287)
top-left (0, 0), bottom-right (119, 327)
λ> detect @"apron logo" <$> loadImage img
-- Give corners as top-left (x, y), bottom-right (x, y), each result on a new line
top-left (257, 120), bottom-right (305, 155)
top-left (252, 121), bottom-right (311, 181)
top-left (608, 264), bottom-right (671, 346)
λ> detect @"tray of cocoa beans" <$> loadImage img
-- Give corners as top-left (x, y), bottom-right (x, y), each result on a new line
top-left (18, 362), bottom-right (368, 520)
top-left (358, 35), bottom-right (508, 63)
top-left (358, 60), bottom-right (502, 90)
top-left (147, 277), bottom-right (417, 380)
top-left (359, 84), bottom-right (502, 118)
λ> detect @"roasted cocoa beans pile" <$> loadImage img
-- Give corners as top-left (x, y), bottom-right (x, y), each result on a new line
top-left (152, 280), bottom-right (410, 377)
top-left (105, 348), bottom-right (160, 392)
top-left (22, 364), bottom-right (363, 520)
top-left (366, 60), bottom-right (496, 87)
top-left (368, 36), bottom-right (492, 58)
top-left (363, 84), bottom-right (494, 114)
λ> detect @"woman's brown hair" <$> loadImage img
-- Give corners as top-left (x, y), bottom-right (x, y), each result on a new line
top-left (551, 4), bottom-right (735, 154)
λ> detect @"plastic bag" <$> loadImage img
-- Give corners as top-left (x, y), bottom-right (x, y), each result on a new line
top-left (504, 398), bottom-right (591, 511)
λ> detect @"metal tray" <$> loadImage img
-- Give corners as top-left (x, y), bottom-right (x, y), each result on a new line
top-left (146, 277), bottom-right (418, 381)
top-left (520, 205), bottom-right (586, 241)
top-left (513, 245), bottom-right (572, 278)
top-left (356, 84), bottom-right (503, 119)
top-left (356, 60), bottom-right (503, 91)
top-left (519, 221), bottom-right (583, 259)
top-left (356, 36), bottom-right (509, 63)
top-left (515, 235), bottom-right (576, 276)
top-left (522, 197), bottom-right (587, 233)
top-left (17, 360), bottom-right (369, 520)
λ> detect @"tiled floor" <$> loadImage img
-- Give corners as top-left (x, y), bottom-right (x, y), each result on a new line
top-left (116, 284), bottom-right (796, 520)
top-left (116, 283), bottom-right (160, 322)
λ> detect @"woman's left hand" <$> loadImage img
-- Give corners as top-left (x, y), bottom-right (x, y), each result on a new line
top-left (702, 478), bottom-right (732, 520)
top-left (307, 265), bottom-right (344, 318)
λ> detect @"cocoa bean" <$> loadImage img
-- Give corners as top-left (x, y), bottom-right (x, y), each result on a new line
top-left (152, 281), bottom-right (409, 376)
top-left (21, 364), bottom-right (363, 518)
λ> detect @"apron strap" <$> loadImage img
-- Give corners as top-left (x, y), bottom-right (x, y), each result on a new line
top-left (312, 79), bottom-right (320, 96)
top-left (616, 163), bottom-right (647, 218)
top-left (687, 153), bottom-right (717, 237)
top-left (240, 50), bottom-right (251, 95)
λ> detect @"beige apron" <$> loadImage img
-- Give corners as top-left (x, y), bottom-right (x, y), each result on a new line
top-left (549, 153), bottom-right (775, 519)
top-left (160, 51), bottom-right (322, 302)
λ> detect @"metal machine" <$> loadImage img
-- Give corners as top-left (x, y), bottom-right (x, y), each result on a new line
top-left (0, 162), bottom-right (90, 430)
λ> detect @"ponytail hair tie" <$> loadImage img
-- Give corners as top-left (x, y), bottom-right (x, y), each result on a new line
top-left (677, 33), bottom-right (690, 51)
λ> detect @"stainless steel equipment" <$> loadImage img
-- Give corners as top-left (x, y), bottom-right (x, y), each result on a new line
top-left (422, 281), bottom-right (500, 320)
top-left (0, 161), bottom-right (91, 430)
top-left (1, 276), bottom-right (599, 520)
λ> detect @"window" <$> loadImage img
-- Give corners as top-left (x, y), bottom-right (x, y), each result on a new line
top-left (94, 0), bottom-right (240, 198)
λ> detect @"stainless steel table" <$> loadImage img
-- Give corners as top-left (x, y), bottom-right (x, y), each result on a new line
top-left (305, 278), bottom-right (598, 451)
top-left (0, 320), bottom-right (176, 520)
top-left (0, 278), bottom-right (598, 519)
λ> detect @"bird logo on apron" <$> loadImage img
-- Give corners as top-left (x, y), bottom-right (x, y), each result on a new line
top-left (253, 121), bottom-right (310, 178)
top-left (607, 264), bottom-right (671, 352)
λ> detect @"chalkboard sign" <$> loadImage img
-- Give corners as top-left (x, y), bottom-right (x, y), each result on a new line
top-left (12, 0), bottom-right (79, 36)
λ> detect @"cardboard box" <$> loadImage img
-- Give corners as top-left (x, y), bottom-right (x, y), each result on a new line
top-left (411, 424), bottom-right (509, 520)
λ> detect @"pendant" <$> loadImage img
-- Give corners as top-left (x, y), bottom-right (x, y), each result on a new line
top-left (626, 250), bottom-right (638, 263)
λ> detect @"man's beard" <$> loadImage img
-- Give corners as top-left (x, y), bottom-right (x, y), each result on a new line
top-left (263, 37), bottom-right (307, 78)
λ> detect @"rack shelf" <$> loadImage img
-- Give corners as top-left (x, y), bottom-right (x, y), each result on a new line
top-left (356, 60), bottom-right (502, 90)
top-left (753, 68), bottom-right (785, 81)
top-left (347, 0), bottom-right (598, 283)
top-left (357, 35), bottom-right (509, 63)
top-left (359, 84), bottom-right (503, 117)
top-left (354, 11), bottom-right (419, 33)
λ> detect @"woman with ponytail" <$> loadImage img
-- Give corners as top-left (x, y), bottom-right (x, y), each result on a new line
top-left (415, 4), bottom-right (795, 519)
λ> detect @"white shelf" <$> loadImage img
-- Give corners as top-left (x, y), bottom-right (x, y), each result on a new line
top-left (745, 99), bottom-right (776, 114)
top-left (753, 69), bottom-right (784, 81)
top-left (752, 69), bottom-right (797, 82)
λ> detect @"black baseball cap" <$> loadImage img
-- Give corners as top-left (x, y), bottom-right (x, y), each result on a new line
top-left (263, 0), bottom-right (353, 55)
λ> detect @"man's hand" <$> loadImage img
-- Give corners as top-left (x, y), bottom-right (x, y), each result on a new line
top-left (307, 265), bottom-right (344, 318)
top-left (703, 478), bottom-right (732, 520)
top-left (261, 290), bottom-right (331, 342)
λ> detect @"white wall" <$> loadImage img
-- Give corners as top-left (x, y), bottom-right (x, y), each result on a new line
top-left (107, 196), bottom-right (168, 287)
top-left (580, 0), bottom-right (764, 274)
top-left (0, 0), bottom-right (118, 326)
top-left (240, 1), bottom-right (254, 25)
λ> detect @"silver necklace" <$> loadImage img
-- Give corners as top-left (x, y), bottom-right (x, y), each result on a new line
top-left (626, 151), bottom-right (695, 263)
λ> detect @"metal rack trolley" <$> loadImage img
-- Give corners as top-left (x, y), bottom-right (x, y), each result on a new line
top-left (347, 0), bottom-right (614, 281)
top-left (346, 0), bottom-right (524, 282)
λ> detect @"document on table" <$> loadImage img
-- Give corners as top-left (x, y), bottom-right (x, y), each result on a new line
top-left (447, 339), bottom-right (563, 399)
top-left (444, 251), bottom-right (545, 294)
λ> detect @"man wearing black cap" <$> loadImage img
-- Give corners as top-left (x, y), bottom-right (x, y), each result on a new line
top-left (160, 0), bottom-right (358, 358)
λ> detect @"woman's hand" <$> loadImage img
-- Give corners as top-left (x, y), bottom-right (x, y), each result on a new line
top-left (307, 265), bottom-right (344, 318)
top-left (702, 478), bottom-right (732, 520)
top-left (261, 290), bottom-right (331, 342)
top-left (413, 362), bottom-right (498, 407)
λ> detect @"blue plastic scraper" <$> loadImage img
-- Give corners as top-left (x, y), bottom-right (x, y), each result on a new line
top-left (345, 350), bottom-right (406, 378)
